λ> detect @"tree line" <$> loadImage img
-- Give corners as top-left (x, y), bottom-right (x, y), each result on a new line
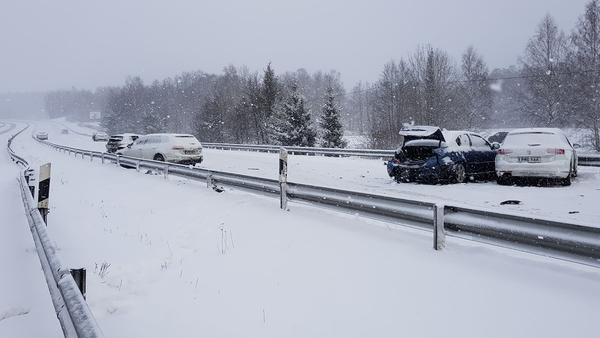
top-left (42, 0), bottom-right (600, 151)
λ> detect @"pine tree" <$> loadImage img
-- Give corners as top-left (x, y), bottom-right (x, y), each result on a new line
top-left (275, 83), bottom-right (316, 147)
top-left (260, 62), bottom-right (279, 144)
top-left (320, 85), bottom-right (347, 148)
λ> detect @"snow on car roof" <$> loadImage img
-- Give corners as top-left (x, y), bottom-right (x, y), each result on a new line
top-left (507, 127), bottom-right (561, 135)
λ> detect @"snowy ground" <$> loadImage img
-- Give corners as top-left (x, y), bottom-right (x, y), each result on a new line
top-left (1, 119), bottom-right (600, 337)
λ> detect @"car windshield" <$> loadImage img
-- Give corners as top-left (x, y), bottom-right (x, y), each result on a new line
top-left (109, 136), bottom-right (123, 141)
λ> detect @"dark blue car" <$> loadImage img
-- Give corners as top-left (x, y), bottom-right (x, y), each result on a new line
top-left (387, 126), bottom-right (497, 183)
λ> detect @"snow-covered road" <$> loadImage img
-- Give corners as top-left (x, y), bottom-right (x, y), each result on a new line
top-left (2, 119), bottom-right (600, 337)
top-left (34, 119), bottom-right (600, 226)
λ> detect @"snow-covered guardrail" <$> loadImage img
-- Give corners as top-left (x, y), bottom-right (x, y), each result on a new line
top-left (203, 142), bottom-right (600, 166)
top-left (202, 142), bottom-right (395, 158)
top-left (31, 137), bottom-right (600, 268)
top-left (7, 127), bottom-right (105, 338)
top-left (17, 171), bottom-right (105, 338)
top-left (7, 125), bottom-right (30, 167)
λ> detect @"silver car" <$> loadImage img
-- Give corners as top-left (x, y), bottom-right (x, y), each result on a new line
top-left (495, 128), bottom-right (579, 186)
top-left (117, 133), bottom-right (203, 165)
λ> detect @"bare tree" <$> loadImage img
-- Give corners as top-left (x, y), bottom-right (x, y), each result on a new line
top-left (571, 0), bottom-right (600, 151)
top-left (459, 45), bottom-right (493, 129)
top-left (408, 45), bottom-right (459, 128)
top-left (519, 13), bottom-right (570, 127)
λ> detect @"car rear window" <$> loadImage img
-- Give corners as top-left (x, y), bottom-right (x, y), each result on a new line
top-left (503, 132), bottom-right (559, 147)
top-left (110, 136), bottom-right (123, 141)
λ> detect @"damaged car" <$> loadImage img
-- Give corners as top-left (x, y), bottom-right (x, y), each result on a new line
top-left (386, 126), bottom-right (497, 183)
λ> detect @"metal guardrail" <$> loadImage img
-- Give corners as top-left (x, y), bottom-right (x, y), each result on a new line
top-left (18, 171), bottom-right (104, 338)
top-left (578, 154), bottom-right (600, 167)
top-left (203, 142), bottom-right (600, 166)
top-left (7, 125), bottom-right (30, 167)
top-left (32, 136), bottom-right (600, 268)
top-left (7, 126), bottom-right (105, 338)
top-left (202, 142), bottom-right (394, 158)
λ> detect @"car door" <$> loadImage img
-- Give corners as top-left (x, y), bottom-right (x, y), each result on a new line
top-left (129, 137), bottom-right (147, 158)
top-left (141, 136), bottom-right (161, 159)
top-left (465, 133), bottom-right (496, 175)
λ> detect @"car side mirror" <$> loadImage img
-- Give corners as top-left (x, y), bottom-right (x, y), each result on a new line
top-left (127, 143), bottom-right (133, 148)
top-left (573, 143), bottom-right (581, 150)
top-left (491, 142), bottom-right (501, 150)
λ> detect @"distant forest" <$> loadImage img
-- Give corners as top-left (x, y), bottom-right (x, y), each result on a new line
top-left (4, 0), bottom-right (600, 151)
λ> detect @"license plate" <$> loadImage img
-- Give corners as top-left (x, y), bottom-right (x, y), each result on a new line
top-left (184, 150), bottom-right (197, 155)
top-left (518, 156), bottom-right (541, 163)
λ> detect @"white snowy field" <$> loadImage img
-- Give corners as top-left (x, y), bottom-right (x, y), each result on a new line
top-left (1, 119), bottom-right (600, 337)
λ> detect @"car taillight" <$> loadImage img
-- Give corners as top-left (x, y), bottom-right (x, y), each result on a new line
top-left (172, 146), bottom-right (184, 150)
top-left (498, 149), bottom-right (512, 155)
top-left (547, 148), bottom-right (565, 155)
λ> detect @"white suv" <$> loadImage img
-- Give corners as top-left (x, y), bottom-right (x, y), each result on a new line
top-left (117, 133), bottom-right (203, 165)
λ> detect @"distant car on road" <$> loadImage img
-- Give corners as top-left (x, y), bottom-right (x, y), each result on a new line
top-left (386, 126), bottom-right (497, 183)
top-left (61, 129), bottom-right (69, 134)
top-left (116, 133), bottom-right (203, 165)
top-left (35, 131), bottom-right (48, 140)
top-left (487, 131), bottom-right (509, 144)
top-left (106, 133), bottom-right (140, 153)
top-left (92, 132), bottom-right (109, 141)
top-left (495, 128), bottom-right (579, 186)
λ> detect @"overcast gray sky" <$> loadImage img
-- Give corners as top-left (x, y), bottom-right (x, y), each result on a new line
top-left (0, 0), bottom-right (590, 93)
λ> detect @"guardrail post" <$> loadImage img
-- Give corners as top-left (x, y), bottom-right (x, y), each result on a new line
top-left (279, 148), bottom-right (288, 209)
top-left (433, 203), bottom-right (445, 250)
top-left (90, 152), bottom-right (93, 162)
top-left (25, 169), bottom-right (36, 198)
top-left (101, 153), bottom-right (105, 164)
top-left (38, 163), bottom-right (51, 225)
top-left (136, 161), bottom-right (140, 172)
top-left (70, 268), bottom-right (87, 300)
top-left (163, 165), bottom-right (169, 179)
top-left (116, 155), bottom-right (120, 167)
top-left (207, 173), bottom-right (213, 188)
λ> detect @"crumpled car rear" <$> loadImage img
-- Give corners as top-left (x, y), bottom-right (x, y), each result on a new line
top-left (387, 139), bottom-right (455, 183)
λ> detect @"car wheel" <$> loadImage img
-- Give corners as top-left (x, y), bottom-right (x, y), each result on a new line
top-left (451, 163), bottom-right (466, 183)
top-left (497, 174), bottom-right (512, 186)
top-left (154, 154), bottom-right (165, 162)
top-left (561, 167), bottom-right (572, 186)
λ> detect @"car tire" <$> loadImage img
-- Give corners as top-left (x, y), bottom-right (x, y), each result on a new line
top-left (451, 163), bottom-right (466, 183)
top-left (561, 167), bottom-right (572, 186)
top-left (497, 174), bottom-right (512, 186)
top-left (154, 154), bottom-right (165, 162)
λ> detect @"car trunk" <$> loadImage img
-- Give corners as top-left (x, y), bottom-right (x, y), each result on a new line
top-left (502, 133), bottom-right (562, 163)
top-left (172, 136), bottom-right (202, 155)
top-left (396, 127), bottom-right (445, 163)
top-left (401, 140), bottom-right (443, 162)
